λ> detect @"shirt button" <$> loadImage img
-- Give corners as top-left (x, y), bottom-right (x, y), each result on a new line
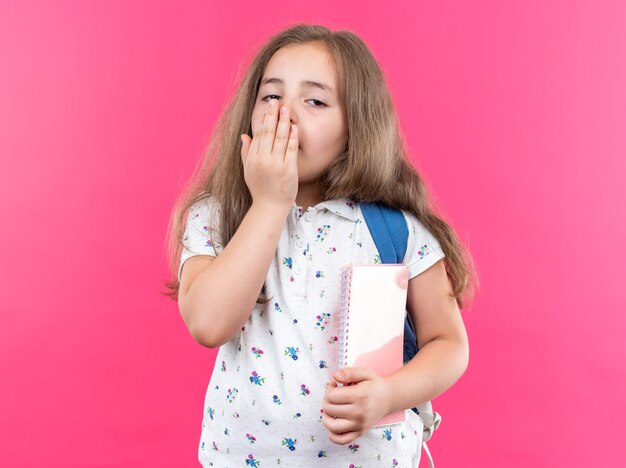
top-left (296, 239), bottom-right (304, 248)
top-left (295, 265), bottom-right (303, 275)
top-left (304, 212), bottom-right (314, 222)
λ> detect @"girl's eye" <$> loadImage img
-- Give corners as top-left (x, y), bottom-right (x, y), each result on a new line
top-left (308, 99), bottom-right (326, 108)
top-left (262, 94), bottom-right (281, 102)
top-left (261, 95), bottom-right (326, 108)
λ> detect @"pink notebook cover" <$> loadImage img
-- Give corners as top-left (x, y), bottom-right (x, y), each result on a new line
top-left (336, 264), bottom-right (409, 427)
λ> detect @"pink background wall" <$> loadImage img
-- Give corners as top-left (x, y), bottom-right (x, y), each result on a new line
top-left (1, 1), bottom-right (624, 466)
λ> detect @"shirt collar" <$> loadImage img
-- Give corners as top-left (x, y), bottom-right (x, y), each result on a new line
top-left (315, 198), bottom-right (358, 222)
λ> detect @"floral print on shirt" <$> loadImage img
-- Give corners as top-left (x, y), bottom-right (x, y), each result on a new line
top-left (179, 196), bottom-right (444, 467)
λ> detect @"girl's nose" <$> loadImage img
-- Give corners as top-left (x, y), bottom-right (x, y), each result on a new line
top-left (277, 98), bottom-right (297, 124)
top-left (279, 103), bottom-right (300, 145)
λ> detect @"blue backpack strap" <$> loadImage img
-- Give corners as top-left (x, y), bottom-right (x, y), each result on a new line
top-left (360, 201), bottom-right (420, 416)
top-left (359, 202), bottom-right (408, 264)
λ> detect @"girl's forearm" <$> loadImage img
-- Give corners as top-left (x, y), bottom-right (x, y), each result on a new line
top-left (182, 201), bottom-right (289, 348)
top-left (382, 337), bottom-right (470, 415)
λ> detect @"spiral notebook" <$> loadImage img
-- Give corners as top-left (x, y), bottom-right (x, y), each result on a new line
top-left (336, 263), bottom-right (410, 427)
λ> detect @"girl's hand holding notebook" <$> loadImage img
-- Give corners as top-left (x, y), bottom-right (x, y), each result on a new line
top-left (321, 366), bottom-right (394, 445)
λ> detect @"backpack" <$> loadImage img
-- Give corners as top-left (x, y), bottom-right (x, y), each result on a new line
top-left (360, 201), bottom-right (442, 468)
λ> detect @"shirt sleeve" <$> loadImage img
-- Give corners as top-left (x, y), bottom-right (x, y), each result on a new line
top-left (178, 196), bottom-right (223, 282)
top-left (402, 210), bottom-right (445, 280)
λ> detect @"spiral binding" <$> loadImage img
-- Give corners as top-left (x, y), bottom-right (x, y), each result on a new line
top-left (337, 265), bottom-right (353, 378)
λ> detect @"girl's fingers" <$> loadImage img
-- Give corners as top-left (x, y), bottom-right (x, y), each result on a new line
top-left (285, 123), bottom-right (298, 165)
top-left (259, 99), bottom-right (279, 157)
top-left (272, 104), bottom-right (292, 161)
top-left (329, 430), bottom-right (361, 445)
top-left (323, 402), bottom-right (350, 420)
top-left (248, 111), bottom-right (264, 158)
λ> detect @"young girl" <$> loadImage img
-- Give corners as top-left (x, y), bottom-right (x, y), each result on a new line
top-left (165, 23), bottom-right (477, 468)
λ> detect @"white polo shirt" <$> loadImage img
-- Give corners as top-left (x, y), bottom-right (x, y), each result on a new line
top-left (179, 196), bottom-right (445, 467)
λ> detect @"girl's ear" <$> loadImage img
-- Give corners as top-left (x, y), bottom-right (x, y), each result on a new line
top-left (241, 134), bottom-right (251, 164)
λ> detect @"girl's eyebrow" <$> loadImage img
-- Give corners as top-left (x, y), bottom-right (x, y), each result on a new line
top-left (260, 77), bottom-right (334, 95)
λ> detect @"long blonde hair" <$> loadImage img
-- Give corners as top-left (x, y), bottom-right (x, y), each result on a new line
top-left (162, 23), bottom-right (479, 309)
